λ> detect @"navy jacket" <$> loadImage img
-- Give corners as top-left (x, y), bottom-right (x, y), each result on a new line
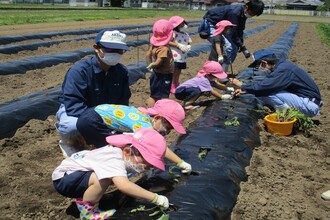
top-left (204, 4), bottom-right (246, 49)
top-left (59, 56), bottom-right (131, 117)
top-left (242, 59), bottom-right (322, 102)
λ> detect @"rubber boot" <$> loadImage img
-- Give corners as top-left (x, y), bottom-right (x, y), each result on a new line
top-left (170, 84), bottom-right (176, 94)
top-left (75, 198), bottom-right (116, 220)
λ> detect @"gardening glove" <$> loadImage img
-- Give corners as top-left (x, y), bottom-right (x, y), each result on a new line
top-left (177, 43), bottom-right (190, 53)
top-left (221, 94), bottom-right (233, 100)
top-left (239, 46), bottom-right (251, 59)
top-left (151, 193), bottom-right (169, 209)
top-left (218, 55), bottom-right (224, 63)
top-left (177, 160), bottom-right (192, 174)
top-left (146, 62), bottom-right (155, 72)
top-left (226, 87), bottom-right (235, 92)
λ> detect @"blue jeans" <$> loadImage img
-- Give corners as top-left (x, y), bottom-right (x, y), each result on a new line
top-left (258, 91), bottom-right (321, 117)
top-left (55, 104), bottom-right (79, 137)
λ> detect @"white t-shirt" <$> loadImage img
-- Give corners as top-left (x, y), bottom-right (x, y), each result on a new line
top-left (170, 31), bottom-right (192, 63)
top-left (52, 145), bottom-right (127, 181)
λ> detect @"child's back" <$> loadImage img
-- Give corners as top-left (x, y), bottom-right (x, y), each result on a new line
top-left (146, 19), bottom-right (174, 107)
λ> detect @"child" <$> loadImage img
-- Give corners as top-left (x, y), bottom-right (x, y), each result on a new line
top-left (168, 16), bottom-right (192, 94)
top-left (208, 20), bottom-right (236, 72)
top-left (175, 61), bottom-right (232, 110)
top-left (146, 19), bottom-right (174, 107)
top-left (71, 99), bottom-right (192, 174)
top-left (52, 128), bottom-right (170, 219)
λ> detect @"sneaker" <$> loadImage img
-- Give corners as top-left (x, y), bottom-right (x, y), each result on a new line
top-left (184, 102), bottom-right (200, 111)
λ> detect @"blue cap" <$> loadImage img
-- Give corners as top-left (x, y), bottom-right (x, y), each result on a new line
top-left (248, 49), bottom-right (275, 67)
top-left (95, 29), bottom-right (130, 51)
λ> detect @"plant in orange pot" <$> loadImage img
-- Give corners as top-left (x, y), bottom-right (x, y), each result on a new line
top-left (263, 107), bottom-right (314, 136)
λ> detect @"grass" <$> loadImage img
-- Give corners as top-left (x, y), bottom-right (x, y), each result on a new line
top-left (0, 4), bottom-right (205, 26)
top-left (316, 23), bottom-right (330, 47)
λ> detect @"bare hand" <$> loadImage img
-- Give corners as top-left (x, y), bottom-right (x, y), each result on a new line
top-left (234, 89), bottom-right (246, 96)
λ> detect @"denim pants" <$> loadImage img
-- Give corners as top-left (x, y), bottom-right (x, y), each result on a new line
top-left (55, 104), bottom-right (79, 137)
top-left (258, 91), bottom-right (321, 117)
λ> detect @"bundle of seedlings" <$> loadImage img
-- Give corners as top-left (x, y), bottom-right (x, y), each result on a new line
top-left (275, 107), bottom-right (314, 131)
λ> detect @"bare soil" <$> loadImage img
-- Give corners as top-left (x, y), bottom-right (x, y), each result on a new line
top-left (0, 16), bottom-right (329, 220)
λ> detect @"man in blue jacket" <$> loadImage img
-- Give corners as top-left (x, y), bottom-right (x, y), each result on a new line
top-left (233, 49), bottom-right (323, 117)
top-left (203, 0), bottom-right (264, 62)
top-left (55, 29), bottom-right (131, 156)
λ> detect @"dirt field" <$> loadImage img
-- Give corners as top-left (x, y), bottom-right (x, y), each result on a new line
top-left (0, 15), bottom-right (329, 220)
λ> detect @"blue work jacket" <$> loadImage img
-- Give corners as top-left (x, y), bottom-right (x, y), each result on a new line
top-left (59, 56), bottom-right (131, 117)
top-left (204, 4), bottom-right (246, 49)
top-left (242, 59), bottom-right (322, 103)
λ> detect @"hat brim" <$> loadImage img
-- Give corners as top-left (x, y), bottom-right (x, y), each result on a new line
top-left (100, 42), bottom-right (131, 51)
top-left (106, 133), bottom-right (133, 147)
top-left (211, 24), bottom-right (236, 37)
top-left (137, 107), bottom-right (158, 116)
top-left (248, 60), bottom-right (260, 68)
top-left (168, 120), bottom-right (186, 134)
top-left (106, 132), bottom-right (165, 171)
top-left (138, 148), bottom-right (165, 171)
top-left (150, 30), bottom-right (173, 46)
top-left (212, 72), bottom-right (228, 79)
top-left (138, 105), bottom-right (186, 134)
top-left (172, 17), bottom-right (185, 28)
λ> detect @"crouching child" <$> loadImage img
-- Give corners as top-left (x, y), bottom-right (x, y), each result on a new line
top-left (52, 128), bottom-right (170, 219)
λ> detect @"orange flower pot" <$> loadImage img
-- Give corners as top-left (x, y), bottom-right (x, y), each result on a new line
top-left (264, 113), bottom-right (297, 136)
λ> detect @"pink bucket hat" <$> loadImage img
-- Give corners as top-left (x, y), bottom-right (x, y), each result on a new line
top-left (169, 16), bottom-right (185, 29)
top-left (150, 19), bottom-right (174, 46)
top-left (197, 61), bottom-right (228, 79)
top-left (106, 128), bottom-right (166, 171)
top-left (137, 99), bottom-right (186, 134)
top-left (211, 20), bottom-right (236, 37)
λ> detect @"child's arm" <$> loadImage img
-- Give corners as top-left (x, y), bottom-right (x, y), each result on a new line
top-left (146, 46), bottom-right (153, 65)
top-left (168, 41), bottom-right (178, 48)
top-left (215, 42), bottom-right (223, 57)
top-left (210, 88), bottom-right (223, 99)
top-left (210, 88), bottom-right (233, 100)
top-left (169, 40), bottom-right (190, 52)
top-left (165, 147), bottom-right (192, 174)
top-left (152, 57), bottom-right (165, 68)
top-left (112, 176), bottom-right (169, 208)
top-left (215, 42), bottom-right (224, 63)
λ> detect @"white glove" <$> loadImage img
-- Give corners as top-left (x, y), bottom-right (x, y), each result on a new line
top-left (146, 62), bottom-right (154, 72)
top-left (151, 193), bottom-right (169, 209)
top-left (218, 55), bottom-right (224, 63)
top-left (177, 43), bottom-right (191, 53)
top-left (221, 94), bottom-right (233, 100)
top-left (226, 87), bottom-right (235, 92)
top-left (177, 160), bottom-right (192, 174)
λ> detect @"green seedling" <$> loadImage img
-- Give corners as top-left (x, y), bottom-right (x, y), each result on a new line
top-left (130, 205), bottom-right (169, 219)
top-left (198, 148), bottom-right (211, 161)
top-left (275, 107), bottom-right (314, 131)
top-left (224, 116), bottom-right (240, 127)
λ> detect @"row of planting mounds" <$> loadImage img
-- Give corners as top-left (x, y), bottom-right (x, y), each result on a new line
top-left (0, 21), bottom-right (266, 75)
top-left (0, 22), bottom-right (273, 139)
top-left (99, 97), bottom-right (262, 219)
top-left (0, 21), bottom-right (199, 46)
top-left (236, 23), bottom-right (299, 83)
top-left (0, 22), bottom-right (200, 54)
top-left (92, 23), bottom-right (300, 219)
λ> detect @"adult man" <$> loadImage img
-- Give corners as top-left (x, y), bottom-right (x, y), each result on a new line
top-left (203, 0), bottom-right (264, 62)
top-left (233, 49), bottom-right (323, 117)
top-left (56, 29), bottom-right (131, 156)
